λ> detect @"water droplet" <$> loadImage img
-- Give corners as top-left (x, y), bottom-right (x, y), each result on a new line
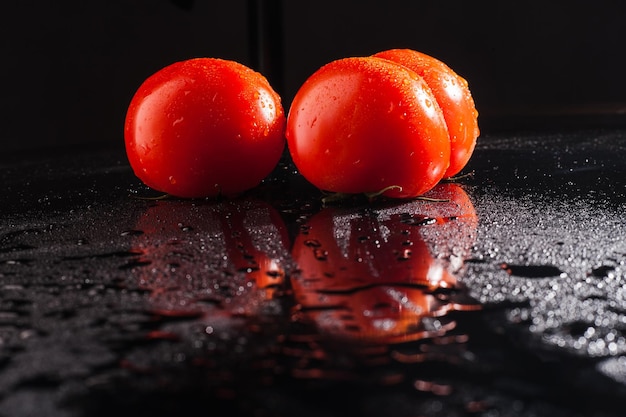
top-left (400, 214), bottom-right (436, 226)
top-left (397, 248), bottom-right (412, 261)
top-left (500, 263), bottom-right (565, 278)
top-left (304, 239), bottom-right (321, 248)
top-left (120, 229), bottom-right (144, 237)
top-left (313, 248), bottom-right (328, 261)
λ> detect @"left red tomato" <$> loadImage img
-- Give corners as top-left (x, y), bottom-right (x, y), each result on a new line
top-left (124, 58), bottom-right (286, 198)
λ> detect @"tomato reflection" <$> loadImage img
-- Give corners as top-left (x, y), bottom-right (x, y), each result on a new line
top-left (291, 183), bottom-right (479, 345)
top-left (127, 197), bottom-right (291, 315)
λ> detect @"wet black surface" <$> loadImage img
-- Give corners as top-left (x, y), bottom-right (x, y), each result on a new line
top-left (2, 128), bottom-right (626, 416)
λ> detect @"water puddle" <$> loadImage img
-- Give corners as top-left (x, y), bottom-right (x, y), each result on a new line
top-left (81, 183), bottom-right (484, 413)
top-left (4, 173), bottom-right (624, 415)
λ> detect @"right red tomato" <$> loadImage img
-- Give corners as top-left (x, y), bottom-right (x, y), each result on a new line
top-left (286, 49), bottom-right (479, 199)
top-left (373, 49), bottom-right (479, 178)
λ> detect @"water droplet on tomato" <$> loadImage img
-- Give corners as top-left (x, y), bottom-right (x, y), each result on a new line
top-left (168, 176), bottom-right (177, 185)
top-left (397, 248), bottom-right (412, 261)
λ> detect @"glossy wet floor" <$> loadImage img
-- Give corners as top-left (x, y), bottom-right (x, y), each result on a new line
top-left (1, 128), bottom-right (625, 416)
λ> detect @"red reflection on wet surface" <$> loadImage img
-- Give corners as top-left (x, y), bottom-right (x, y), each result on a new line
top-left (120, 185), bottom-right (482, 393)
top-left (290, 183), bottom-right (480, 345)
top-left (128, 198), bottom-right (291, 316)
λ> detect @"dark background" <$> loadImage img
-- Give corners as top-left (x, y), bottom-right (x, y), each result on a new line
top-left (3, 0), bottom-right (626, 152)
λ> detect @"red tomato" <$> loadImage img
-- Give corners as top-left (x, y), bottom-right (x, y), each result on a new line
top-left (124, 58), bottom-right (286, 198)
top-left (373, 49), bottom-right (479, 178)
top-left (286, 56), bottom-right (451, 199)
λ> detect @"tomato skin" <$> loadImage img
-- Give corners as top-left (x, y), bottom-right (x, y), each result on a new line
top-left (286, 56), bottom-right (450, 199)
top-left (124, 58), bottom-right (285, 198)
top-left (373, 49), bottom-right (479, 178)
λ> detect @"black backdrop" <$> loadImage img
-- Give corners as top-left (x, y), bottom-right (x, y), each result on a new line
top-left (3, 0), bottom-right (626, 151)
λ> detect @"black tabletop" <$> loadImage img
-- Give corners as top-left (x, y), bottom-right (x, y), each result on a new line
top-left (1, 128), bottom-right (626, 416)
